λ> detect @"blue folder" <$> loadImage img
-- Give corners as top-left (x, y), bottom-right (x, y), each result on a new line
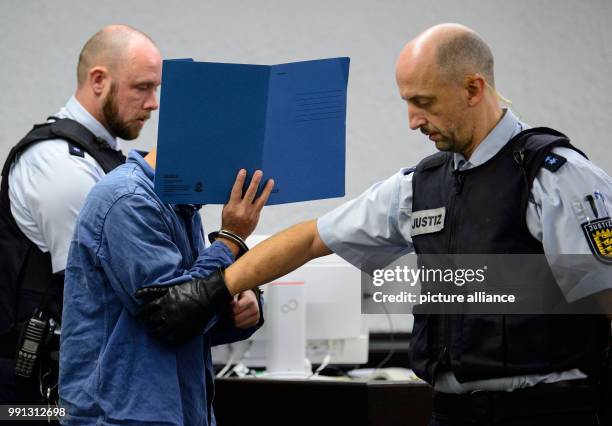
top-left (154, 57), bottom-right (350, 205)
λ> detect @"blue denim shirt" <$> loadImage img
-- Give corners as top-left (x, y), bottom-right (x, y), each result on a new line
top-left (60, 150), bottom-right (259, 425)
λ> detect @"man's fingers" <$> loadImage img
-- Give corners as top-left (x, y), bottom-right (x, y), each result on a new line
top-left (229, 169), bottom-right (247, 202)
top-left (232, 302), bottom-right (247, 316)
top-left (235, 291), bottom-right (254, 306)
top-left (243, 170), bottom-right (263, 203)
top-left (254, 178), bottom-right (275, 210)
top-left (235, 319), bottom-right (258, 329)
top-left (232, 299), bottom-right (254, 315)
top-left (235, 312), bottom-right (259, 328)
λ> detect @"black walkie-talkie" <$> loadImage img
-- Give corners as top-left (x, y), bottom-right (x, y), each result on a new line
top-left (14, 311), bottom-right (48, 378)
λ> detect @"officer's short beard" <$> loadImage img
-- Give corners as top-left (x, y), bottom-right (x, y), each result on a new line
top-left (102, 83), bottom-right (141, 141)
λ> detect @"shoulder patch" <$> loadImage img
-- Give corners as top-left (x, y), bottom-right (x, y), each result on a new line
top-left (402, 167), bottom-right (416, 176)
top-left (68, 143), bottom-right (85, 158)
top-left (581, 217), bottom-right (612, 264)
top-left (541, 152), bottom-right (566, 172)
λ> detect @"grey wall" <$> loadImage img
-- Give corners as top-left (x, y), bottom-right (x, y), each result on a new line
top-left (1, 0), bottom-right (611, 235)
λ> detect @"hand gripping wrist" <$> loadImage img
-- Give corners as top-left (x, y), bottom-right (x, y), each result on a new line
top-left (135, 269), bottom-right (232, 346)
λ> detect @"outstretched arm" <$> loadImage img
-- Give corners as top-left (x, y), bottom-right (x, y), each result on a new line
top-left (135, 220), bottom-right (332, 345)
top-left (224, 219), bottom-right (332, 296)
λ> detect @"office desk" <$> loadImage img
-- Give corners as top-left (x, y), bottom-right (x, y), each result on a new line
top-left (214, 377), bottom-right (433, 426)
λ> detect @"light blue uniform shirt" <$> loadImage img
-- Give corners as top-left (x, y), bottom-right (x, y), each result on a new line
top-left (8, 96), bottom-right (119, 272)
top-left (318, 109), bottom-right (612, 392)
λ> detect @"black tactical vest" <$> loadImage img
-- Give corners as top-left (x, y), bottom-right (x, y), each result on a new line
top-left (409, 127), bottom-right (610, 384)
top-left (0, 118), bottom-right (125, 334)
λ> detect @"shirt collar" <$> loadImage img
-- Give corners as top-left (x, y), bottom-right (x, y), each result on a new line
top-left (453, 109), bottom-right (527, 170)
top-left (126, 151), bottom-right (202, 212)
top-left (60, 96), bottom-right (120, 151)
top-left (127, 149), bottom-right (155, 181)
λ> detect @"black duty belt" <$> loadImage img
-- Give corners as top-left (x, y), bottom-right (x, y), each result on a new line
top-left (433, 380), bottom-right (600, 423)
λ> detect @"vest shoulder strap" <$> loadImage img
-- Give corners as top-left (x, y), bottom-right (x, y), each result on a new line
top-left (1, 118), bottom-right (125, 180)
top-left (509, 127), bottom-right (587, 186)
top-left (415, 151), bottom-right (450, 172)
top-left (506, 127), bottom-right (587, 215)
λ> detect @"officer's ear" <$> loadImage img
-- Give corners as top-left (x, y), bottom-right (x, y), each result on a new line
top-left (89, 66), bottom-right (110, 97)
top-left (465, 73), bottom-right (486, 107)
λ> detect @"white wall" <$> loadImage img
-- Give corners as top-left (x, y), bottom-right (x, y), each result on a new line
top-left (1, 0), bottom-right (610, 237)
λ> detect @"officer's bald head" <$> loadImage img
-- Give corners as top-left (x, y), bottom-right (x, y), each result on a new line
top-left (434, 25), bottom-right (495, 87)
top-left (76, 25), bottom-right (157, 87)
top-left (396, 24), bottom-right (503, 160)
top-left (398, 23), bottom-right (495, 88)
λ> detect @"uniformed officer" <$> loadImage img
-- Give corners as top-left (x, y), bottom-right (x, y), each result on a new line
top-left (136, 23), bottom-right (612, 425)
top-left (0, 25), bottom-right (161, 410)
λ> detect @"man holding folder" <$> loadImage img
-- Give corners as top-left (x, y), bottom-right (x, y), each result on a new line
top-left (60, 143), bottom-right (273, 425)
